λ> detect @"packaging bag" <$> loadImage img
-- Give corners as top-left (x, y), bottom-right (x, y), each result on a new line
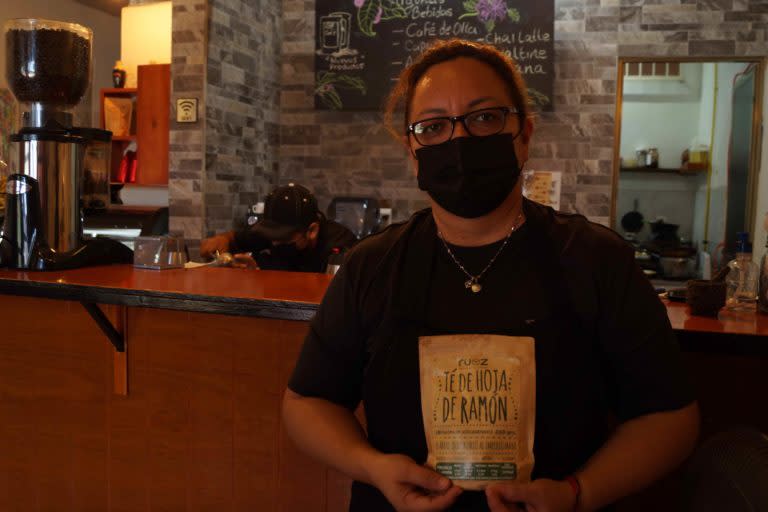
top-left (104, 97), bottom-right (133, 137)
top-left (419, 334), bottom-right (536, 490)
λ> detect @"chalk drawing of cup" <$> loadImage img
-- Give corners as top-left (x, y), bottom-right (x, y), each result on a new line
top-left (320, 12), bottom-right (351, 53)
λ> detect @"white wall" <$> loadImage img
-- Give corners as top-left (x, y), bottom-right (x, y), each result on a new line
top-left (708, 63), bottom-right (749, 253)
top-left (620, 64), bottom-right (703, 170)
top-left (120, 2), bottom-right (172, 88)
top-left (751, 64), bottom-right (768, 267)
top-left (616, 173), bottom-right (704, 242)
top-left (691, 64), bottom-right (714, 250)
top-left (620, 101), bottom-right (701, 169)
top-left (0, 0), bottom-right (121, 127)
top-left (691, 63), bottom-right (745, 253)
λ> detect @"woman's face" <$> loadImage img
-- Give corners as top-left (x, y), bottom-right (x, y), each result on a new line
top-left (407, 57), bottom-right (533, 164)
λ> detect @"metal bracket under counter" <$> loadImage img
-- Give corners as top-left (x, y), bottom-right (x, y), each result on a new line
top-left (81, 301), bottom-right (125, 352)
top-left (80, 302), bottom-right (129, 396)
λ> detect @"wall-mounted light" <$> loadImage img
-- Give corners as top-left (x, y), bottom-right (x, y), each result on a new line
top-left (120, 0), bottom-right (172, 88)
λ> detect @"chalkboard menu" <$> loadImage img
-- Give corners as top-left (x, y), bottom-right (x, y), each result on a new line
top-left (314, 0), bottom-right (554, 111)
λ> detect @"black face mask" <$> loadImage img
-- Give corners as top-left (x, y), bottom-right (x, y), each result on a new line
top-left (269, 242), bottom-right (303, 264)
top-left (416, 133), bottom-right (523, 218)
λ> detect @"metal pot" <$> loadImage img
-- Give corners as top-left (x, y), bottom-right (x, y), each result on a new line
top-left (658, 256), bottom-right (696, 279)
top-left (650, 220), bottom-right (680, 243)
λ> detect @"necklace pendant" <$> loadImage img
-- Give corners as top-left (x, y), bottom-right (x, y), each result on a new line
top-left (465, 278), bottom-right (482, 293)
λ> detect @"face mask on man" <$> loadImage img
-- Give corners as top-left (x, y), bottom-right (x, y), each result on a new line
top-left (270, 241), bottom-right (302, 263)
top-left (415, 133), bottom-right (523, 219)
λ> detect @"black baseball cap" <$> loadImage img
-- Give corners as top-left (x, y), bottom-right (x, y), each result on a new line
top-left (251, 183), bottom-right (320, 240)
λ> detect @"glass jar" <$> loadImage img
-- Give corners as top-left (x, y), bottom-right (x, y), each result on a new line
top-left (647, 147), bottom-right (659, 168)
top-left (635, 149), bottom-right (647, 167)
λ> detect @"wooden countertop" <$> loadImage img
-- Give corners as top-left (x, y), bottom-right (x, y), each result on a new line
top-left (0, 265), bottom-right (766, 342)
top-left (664, 299), bottom-right (768, 337)
top-left (0, 265), bottom-right (332, 321)
top-left (664, 299), bottom-right (768, 357)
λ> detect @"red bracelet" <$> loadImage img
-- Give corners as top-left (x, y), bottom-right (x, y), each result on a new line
top-left (565, 475), bottom-right (581, 512)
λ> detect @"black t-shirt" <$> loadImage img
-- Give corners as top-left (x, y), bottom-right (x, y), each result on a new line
top-left (232, 217), bottom-right (358, 272)
top-left (289, 201), bottom-right (695, 503)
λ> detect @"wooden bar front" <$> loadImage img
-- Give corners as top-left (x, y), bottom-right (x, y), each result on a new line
top-left (0, 267), bottom-right (349, 511)
top-left (1, 267), bottom-right (767, 511)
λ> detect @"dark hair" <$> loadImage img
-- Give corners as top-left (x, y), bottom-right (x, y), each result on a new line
top-left (384, 38), bottom-right (531, 139)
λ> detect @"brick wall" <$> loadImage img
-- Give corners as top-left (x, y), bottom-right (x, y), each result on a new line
top-left (168, 0), bottom-right (767, 239)
top-left (169, 0), bottom-right (208, 253)
top-left (205, 0), bottom-right (282, 236)
top-left (169, 0), bottom-right (282, 254)
top-left (279, 0), bottom-right (768, 225)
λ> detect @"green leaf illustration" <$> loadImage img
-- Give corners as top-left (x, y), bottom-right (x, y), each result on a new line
top-left (381, 0), bottom-right (407, 20)
top-left (507, 8), bottom-right (520, 22)
top-left (315, 73), bottom-right (367, 108)
top-left (458, 12), bottom-right (477, 19)
top-left (316, 71), bottom-right (333, 86)
top-left (527, 88), bottom-right (551, 106)
top-left (485, 19), bottom-right (495, 32)
top-left (462, 0), bottom-right (477, 12)
top-left (319, 88), bottom-right (344, 109)
top-left (336, 75), bottom-right (367, 92)
top-left (357, 0), bottom-right (381, 37)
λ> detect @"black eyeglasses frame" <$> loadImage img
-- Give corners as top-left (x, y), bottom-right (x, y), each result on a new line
top-left (405, 106), bottom-right (522, 146)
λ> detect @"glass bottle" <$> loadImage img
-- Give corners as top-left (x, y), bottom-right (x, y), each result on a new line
top-left (325, 247), bottom-right (344, 275)
top-left (112, 60), bottom-right (126, 88)
top-left (725, 232), bottom-right (759, 312)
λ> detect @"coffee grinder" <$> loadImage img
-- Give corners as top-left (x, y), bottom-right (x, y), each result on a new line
top-left (0, 18), bottom-right (132, 270)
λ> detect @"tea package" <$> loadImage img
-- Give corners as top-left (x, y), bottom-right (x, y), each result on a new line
top-left (104, 97), bottom-right (133, 137)
top-left (419, 334), bottom-right (535, 490)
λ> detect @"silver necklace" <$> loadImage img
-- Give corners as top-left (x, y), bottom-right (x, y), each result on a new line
top-left (438, 213), bottom-right (524, 294)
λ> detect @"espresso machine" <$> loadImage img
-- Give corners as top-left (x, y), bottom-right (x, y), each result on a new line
top-left (0, 18), bottom-right (132, 270)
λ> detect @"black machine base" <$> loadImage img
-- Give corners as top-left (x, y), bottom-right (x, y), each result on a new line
top-left (0, 174), bottom-right (133, 270)
top-left (0, 235), bottom-right (133, 270)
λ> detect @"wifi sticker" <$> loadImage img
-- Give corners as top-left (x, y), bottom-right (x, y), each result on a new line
top-left (176, 98), bottom-right (198, 123)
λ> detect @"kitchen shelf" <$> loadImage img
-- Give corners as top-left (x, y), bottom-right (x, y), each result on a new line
top-left (110, 182), bottom-right (168, 188)
top-left (621, 167), bottom-right (705, 175)
top-left (100, 64), bottom-right (170, 191)
top-left (101, 87), bottom-right (137, 95)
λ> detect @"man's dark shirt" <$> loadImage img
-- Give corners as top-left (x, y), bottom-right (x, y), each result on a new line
top-left (233, 218), bottom-right (358, 272)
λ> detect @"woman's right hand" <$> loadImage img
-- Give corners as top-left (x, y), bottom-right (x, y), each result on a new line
top-left (369, 453), bottom-right (462, 511)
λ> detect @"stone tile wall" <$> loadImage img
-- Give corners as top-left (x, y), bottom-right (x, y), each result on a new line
top-left (279, 0), bottom-right (768, 224)
top-left (169, 0), bottom-right (282, 254)
top-left (169, 0), bottom-right (208, 253)
top-left (205, 0), bottom-right (282, 236)
top-left (168, 0), bottom-right (767, 241)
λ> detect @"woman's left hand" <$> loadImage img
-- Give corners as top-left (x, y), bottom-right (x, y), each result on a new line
top-left (485, 478), bottom-right (576, 512)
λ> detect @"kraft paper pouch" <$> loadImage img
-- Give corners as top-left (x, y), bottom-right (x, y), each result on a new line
top-left (104, 97), bottom-right (133, 137)
top-left (419, 334), bottom-right (535, 490)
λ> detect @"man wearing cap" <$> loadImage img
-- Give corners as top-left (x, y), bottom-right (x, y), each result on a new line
top-left (201, 184), bottom-right (358, 272)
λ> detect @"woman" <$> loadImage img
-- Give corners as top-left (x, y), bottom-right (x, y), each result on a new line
top-left (283, 39), bottom-right (699, 512)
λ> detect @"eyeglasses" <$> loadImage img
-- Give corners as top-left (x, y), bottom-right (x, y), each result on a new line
top-left (406, 106), bottom-right (520, 146)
